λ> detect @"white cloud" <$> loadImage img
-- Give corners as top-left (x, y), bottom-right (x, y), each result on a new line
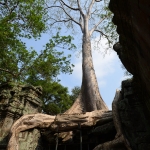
top-left (71, 56), bottom-right (82, 80)
top-left (108, 105), bottom-right (112, 110)
top-left (93, 51), bottom-right (116, 80)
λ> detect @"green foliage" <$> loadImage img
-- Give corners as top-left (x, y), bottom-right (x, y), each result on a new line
top-left (70, 86), bottom-right (81, 102)
top-left (26, 33), bottom-right (76, 83)
top-left (96, 1), bottom-right (118, 47)
top-left (0, 0), bottom-right (47, 82)
top-left (0, 33), bottom-right (76, 115)
top-left (0, 0), bottom-right (47, 39)
top-left (25, 34), bottom-right (76, 115)
top-left (42, 81), bottom-right (73, 115)
top-left (0, 0), bottom-right (76, 115)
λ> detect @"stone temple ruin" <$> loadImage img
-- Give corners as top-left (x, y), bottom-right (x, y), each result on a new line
top-left (1, 0), bottom-right (150, 149)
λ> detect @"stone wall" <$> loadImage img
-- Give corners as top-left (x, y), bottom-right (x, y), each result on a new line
top-left (118, 78), bottom-right (150, 150)
top-left (0, 82), bottom-right (42, 150)
top-left (109, 0), bottom-right (150, 149)
top-left (109, 0), bottom-right (150, 110)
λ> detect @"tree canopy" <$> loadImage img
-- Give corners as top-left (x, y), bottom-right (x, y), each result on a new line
top-left (47, 0), bottom-right (117, 47)
top-left (0, 0), bottom-right (47, 82)
top-left (25, 33), bottom-right (76, 114)
top-left (70, 86), bottom-right (81, 102)
top-left (0, 0), bottom-right (77, 114)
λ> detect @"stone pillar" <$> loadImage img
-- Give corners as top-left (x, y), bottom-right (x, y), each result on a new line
top-left (118, 78), bottom-right (150, 150)
top-left (0, 82), bottom-right (42, 150)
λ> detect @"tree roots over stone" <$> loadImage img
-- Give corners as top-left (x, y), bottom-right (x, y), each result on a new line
top-left (7, 91), bottom-right (132, 150)
top-left (7, 110), bottom-right (111, 150)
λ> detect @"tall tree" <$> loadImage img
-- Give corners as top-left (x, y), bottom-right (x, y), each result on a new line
top-left (70, 86), bottom-right (81, 102)
top-left (47, 0), bottom-right (117, 113)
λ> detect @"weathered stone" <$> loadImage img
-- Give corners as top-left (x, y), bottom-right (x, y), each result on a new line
top-left (0, 82), bottom-right (42, 150)
top-left (117, 79), bottom-right (150, 150)
top-left (109, 0), bottom-right (150, 112)
top-left (109, 1), bottom-right (150, 149)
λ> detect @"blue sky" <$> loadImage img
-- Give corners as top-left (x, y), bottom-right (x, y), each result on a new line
top-left (24, 32), bottom-right (128, 110)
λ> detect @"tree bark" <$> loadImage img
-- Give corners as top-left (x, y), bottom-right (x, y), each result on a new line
top-left (81, 35), bottom-right (108, 111)
top-left (7, 110), bottom-right (111, 150)
top-left (67, 35), bottom-right (108, 113)
top-left (93, 135), bottom-right (127, 150)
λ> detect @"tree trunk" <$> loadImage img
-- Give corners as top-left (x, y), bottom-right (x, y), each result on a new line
top-left (67, 35), bottom-right (108, 113)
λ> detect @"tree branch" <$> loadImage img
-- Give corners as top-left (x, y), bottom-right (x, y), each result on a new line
top-left (90, 17), bottom-right (106, 35)
top-left (1, 0), bottom-right (11, 13)
top-left (1, 0), bottom-right (18, 15)
top-left (47, 5), bottom-right (82, 29)
top-left (79, 13), bottom-right (84, 32)
top-left (87, 0), bottom-right (95, 17)
top-left (10, 1), bottom-right (19, 14)
top-left (49, 17), bottom-right (72, 26)
top-left (60, 0), bottom-right (79, 11)
top-left (77, 0), bottom-right (85, 17)
top-left (94, 29), bottom-right (111, 43)
top-left (94, 29), bottom-right (107, 37)
top-left (0, 68), bottom-right (17, 77)
top-left (0, 2), bottom-right (5, 5)
top-left (60, 2), bottom-right (83, 30)
top-left (83, 1), bottom-right (88, 13)
top-left (46, 5), bottom-right (63, 10)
